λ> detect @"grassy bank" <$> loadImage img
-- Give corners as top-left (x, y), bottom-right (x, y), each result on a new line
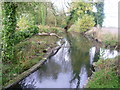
top-left (86, 56), bottom-right (120, 88)
top-left (86, 27), bottom-right (118, 49)
top-left (2, 26), bottom-right (63, 87)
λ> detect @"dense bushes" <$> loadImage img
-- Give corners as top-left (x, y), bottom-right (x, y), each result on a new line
top-left (75, 15), bottom-right (95, 33)
top-left (14, 26), bottom-right (39, 44)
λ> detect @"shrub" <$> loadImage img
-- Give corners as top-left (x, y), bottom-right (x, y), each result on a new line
top-left (17, 16), bottom-right (34, 30)
top-left (75, 14), bottom-right (95, 33)
top-left (14, 26), bottom-right (39, 44)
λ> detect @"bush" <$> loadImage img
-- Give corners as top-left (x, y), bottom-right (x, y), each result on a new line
top-left (75, 14), bottom-right (95, 33)
top-left (17, 16), bottom-right (34, 30)
top-left (14, 26), bottom-right (39, 44)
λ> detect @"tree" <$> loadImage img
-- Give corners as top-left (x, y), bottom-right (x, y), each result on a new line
top-left (95, 1), bottom-right (104, 27)
top-left (75, 14), bottom-right (95, 33)
top-left (65, 0), bottom-right (94, 32)
top-left (64, 0), bottom-right (94, 32)
top-left (2, 2), bottom-right (17, 63)
top-left (40, 3), bottom-right (47, 25)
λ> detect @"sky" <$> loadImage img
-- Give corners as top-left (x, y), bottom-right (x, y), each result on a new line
top-left (52, 0), bottom-right (119, 28)
top-left (103, 0), bottom-right (119, 28)
top-left (51, 0), bottom-right (72, 12)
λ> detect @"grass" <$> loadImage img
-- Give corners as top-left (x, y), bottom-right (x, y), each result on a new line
top-left (86, 27), bottom-right (118, 47)
top-left (38, 25), bottom-right (64, 33)
top-left (86, 56), bottom-right (120, 88)
top-left (98, 32), bottom-right (118, 46)
top-left (2, 26), bottom-right (61, 87)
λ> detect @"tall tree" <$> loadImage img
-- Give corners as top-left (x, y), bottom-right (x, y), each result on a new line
top-left (2, 2), bottom-right (17, 63)
top-left (64, 1), bottom-right (93, 31)
top-left (95, 1), bottom-right (104, 27)
top-left (41, 3), bottom-right (47, 25)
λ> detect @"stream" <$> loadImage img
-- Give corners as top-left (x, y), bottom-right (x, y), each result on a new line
top-left (9, 33), bottom-right (119, 89)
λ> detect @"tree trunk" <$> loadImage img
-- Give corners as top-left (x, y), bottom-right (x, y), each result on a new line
top-left (3, 2), bottom-right (17, 62)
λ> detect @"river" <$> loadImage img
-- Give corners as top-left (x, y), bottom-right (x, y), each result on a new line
top-left (9, 33), bottom-right (119, 89)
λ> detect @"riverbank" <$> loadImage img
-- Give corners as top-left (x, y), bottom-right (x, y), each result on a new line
top-left (85, 27), bottom-right (120, 88)
top-left (86, 56), bottom-right (120, 88)
top-left (85, 27), bottom-right (119, 50)
top-left (2, 25), bottom-right (64, 88)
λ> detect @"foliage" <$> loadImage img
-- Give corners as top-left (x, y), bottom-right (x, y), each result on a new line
top-left (94, 1), bottom-right (104, 27)
top-left (2, 2), bottom-right (17, 63)
top-left (15, 2), bottom-right (47, 25)
top-left (72, 1), bottom-right (92, 20)
top-left (13, 2), bottom-right (66, 27)
top-left (104, 40), bottom-right (118, 46)
top-left (0, 2), bottom-right (2, 86)
top-left (17, 16), bottom-right (34, 30)
top-left (66, 1), bottom-right (93, 30)
top-left (66, 0), bottom-right (104, 30)
top-left (40, 3), bottom-right (47, 25)
top-left (16, 2), bottom-right (40, 25)
top-left (75, 14), bottom-right (95, 33)
top-left (2, 2), bottom-right (42, 63)
top-left (14, 26), bottom-right (39, 44)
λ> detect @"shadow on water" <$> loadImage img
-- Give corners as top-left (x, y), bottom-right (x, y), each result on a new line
top-left (9, 33), bottom-right (119, 89)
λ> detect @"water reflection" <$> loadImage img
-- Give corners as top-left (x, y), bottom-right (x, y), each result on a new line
top-left (89, 47), bottom-right (96, 64)
top-left (90, 47), bottom-right (120, 60)
top-left (20, 37), bottom-right (72, 88)
top-left (11, 33), bottom-right (119, 89)
top-left (79, 65), bottom-right (88, 88)
top-left (66, 33), bottom-right (93, 88)
top-left (100, 48), bottom-right (119, 59)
